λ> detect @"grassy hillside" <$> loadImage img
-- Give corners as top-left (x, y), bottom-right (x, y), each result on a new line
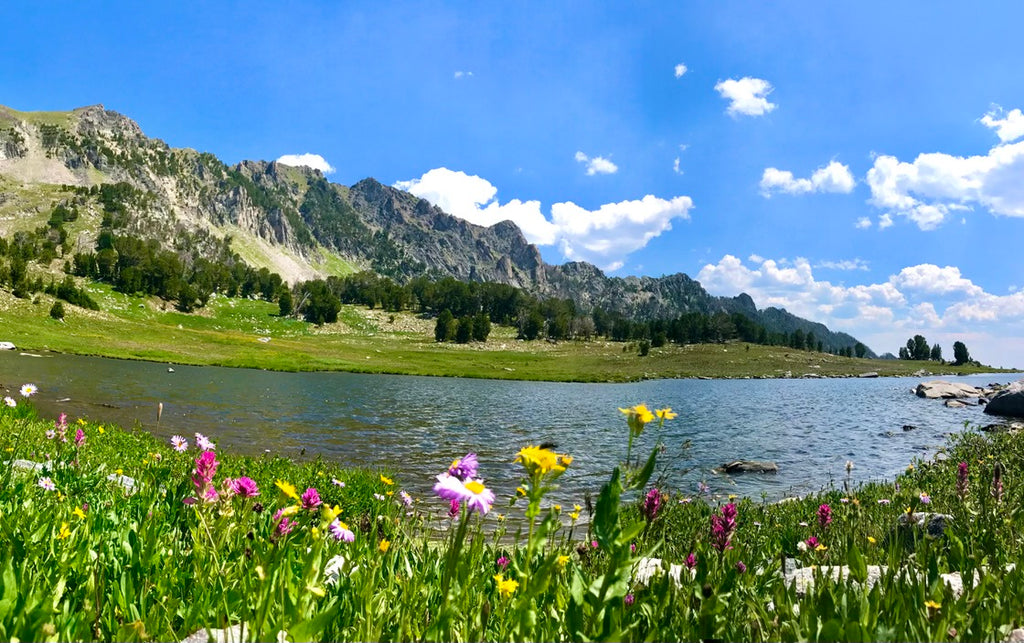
top-left (0, 285), bottom-right (1015, 381)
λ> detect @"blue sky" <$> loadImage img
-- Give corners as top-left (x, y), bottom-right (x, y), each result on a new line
top-left (4, 2), bottom-right (1024, 366)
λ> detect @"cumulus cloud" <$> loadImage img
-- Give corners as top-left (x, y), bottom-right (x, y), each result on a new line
top-left (453, 70), bottom-right (474, 79)
top-left (714, 77), bottom-right (776, 117)
top-left (866, 107), bottom-right (1024, 229)
top-left (275, 153), bottom-right (335, 174)
top-left (574, 151), bottom-right (619, 176)
top-left (760, 161), bottom-right (855, 197)
top-left (980, 105), bottom-right (1024, 143)
top-left (394, 167), bottom-right (691, 271)
top-left (672, 157), bottom-right (683, 175)
top-left (674, 63), bottom-right (688, 78)
top-left (696, 255), bottom-right (1024, 367)
top-left (855, 217), bottom-right (872, 229)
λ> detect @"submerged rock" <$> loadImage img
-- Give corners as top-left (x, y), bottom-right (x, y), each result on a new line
top-left (715, 460), bottom-right (779, 474)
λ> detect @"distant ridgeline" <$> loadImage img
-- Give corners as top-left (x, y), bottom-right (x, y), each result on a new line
top-left (0, 103), bottom-right (874, 355)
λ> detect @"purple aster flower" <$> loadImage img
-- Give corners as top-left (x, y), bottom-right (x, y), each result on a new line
top-left (877, 498), bottom-right (891, 505)
top-left (230, 476), bottom-right (260, 498)
top-left (45, 429), bottom-right (56, 440)
top-left (399, 490), bottom-right (413, 508)
top-left (434, 474), bottom-right (495, 515)
top-left (301, 487), bottom-right (322, 511)
top-left (918, 492), bottom-right (931, 505)
top-left (195, 433), bottom-right (215, 451)
top-left (329, 519), bottom-right (355, 542)
top-left (38, 476), bottom-right (56, 491)
top-left (697, 481), bottom-right (711, 495)
top-left (447, 453), bottom-right (479, 481)
top-left (171, 435), bottom-right (188, 453)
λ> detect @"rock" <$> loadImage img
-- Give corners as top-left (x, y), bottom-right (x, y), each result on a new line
top-left (784, 565), bottom-right (886, 597)
top-left (916, 380), bottom-right (983, 399)
top-left (980, 423), bottom-right (1009, 433)
top-left (715, 460), bottom-right (778, 474)
top-left (902, 424), bottom-right (918, 432)
top-left (897, 512), bottom-right (953, 539)
top-left (1007, 628), bottom-right (1024, 643)
top-left (984, 380), bottom-right (1024, 418)
top-left (0, 341), bottom-right (15, 350)
top-left (633, 557), bottom-right (690, 587)
top-left (181, 625), bottom-right (288, 643)
top-left (858, 372), bottom-right (879, 378)
top-left (945, 399), bottom-right (968, 408)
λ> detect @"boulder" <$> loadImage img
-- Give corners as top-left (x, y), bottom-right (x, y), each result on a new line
top-left (898, 512), bottom-right (953, 539)
top-left (901, 424), bottom-right (918, 432)
top-left (858, 372), bottom-right (879, 378)
top-left (915, 380), bottom-right (982, 399)
top-left (945, 399), bottom-right (968, 408)
top-left (0, 341), bottom-right (15, 350)
top-left (715, 460), bottom-right (778, 474)
top-left (984, 380), bottom-right (1024, 419)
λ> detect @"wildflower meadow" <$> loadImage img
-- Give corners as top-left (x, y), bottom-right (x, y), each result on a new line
top-left (1, 387), bottom-right (1023, 641)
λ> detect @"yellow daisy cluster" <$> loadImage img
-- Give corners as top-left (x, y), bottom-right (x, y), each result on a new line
top-left (619, 404), bottom-right (676, 437)
top-left (515, 446), bottom-right (572, 477)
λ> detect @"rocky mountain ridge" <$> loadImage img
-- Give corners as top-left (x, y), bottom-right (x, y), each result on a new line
top-left (0, 104), bottom-right (873, 354)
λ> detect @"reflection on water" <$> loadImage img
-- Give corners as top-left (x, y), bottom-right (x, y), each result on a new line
top-left (0, 351), bottom-right (1016, 506)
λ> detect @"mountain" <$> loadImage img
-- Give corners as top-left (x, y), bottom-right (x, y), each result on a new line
top-left (0, 104), bottom-right (875, 355)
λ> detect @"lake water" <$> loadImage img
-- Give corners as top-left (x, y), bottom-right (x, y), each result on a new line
top-left (0, 351), bottom-right (1017, 506)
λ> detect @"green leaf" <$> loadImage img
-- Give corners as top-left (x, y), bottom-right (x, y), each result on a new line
top-left (627, 447), bottom-right (658, 491)
top-left (593, 467), bottom-right (622, 548)
top-left (847, 543), bottom-right (867, 585)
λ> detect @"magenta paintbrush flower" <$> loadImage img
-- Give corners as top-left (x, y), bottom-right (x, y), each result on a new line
top-left (957, 461), bottom-right (969, 499)
top-left (685, 552), bottom-right (697, 569)
top-left (301, 487), bottom-right (322, 511)
top-left (230, 476), bottom-right (260, 498)
top-left (74, 428), bottom-right (86, 448)
top-left (817, 503), bottom-right (832, 529)
top-left (642, 488), bottom-right (662, 522)
top-left (710, 503), bottom-right (738, 552)
top-left (192, 451), bottom-right (218, 495)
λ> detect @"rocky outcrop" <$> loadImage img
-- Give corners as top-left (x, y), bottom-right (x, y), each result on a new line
top-left (984, 380), bottom-right (1024, 418)
top-left (915, 380), bottom-right (983, 399)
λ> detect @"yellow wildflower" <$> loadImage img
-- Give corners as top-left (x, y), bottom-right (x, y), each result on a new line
top-left (57, 522), bottom-right (71, 540)
top-left (557, 554), bottom-right (570, 569)
top-left (728, 494), bottom-right (738, 500)
top-left (323, 504), bottom-right (342, 521)
top-left (306, 585), bottom-right (326, 597)
top-left (380, 474), bottom-right (394, 486)
top-left (494, 574), bottom-right (518, 598)
top-left (98, 426), bottom-right (105, 434)
top-left (570, 511), bottom-right (580, 521)
top-left (275, 479), bottom-right (300, 500)
top-left (497, 514), bottom-right (505, 522)
top-left (77, 418), bottom-right (86, 425)
top-left (924, 600), bottom-right (941, 610)
top-left (619, 404), bottom-right (655, 423)
top-left (3, 448), bottom-right (11, 453)
top-left (116, 469), bottom-right (123, 476)
top-left (867, 536), bottom-right (876, 544)
top-left (553, 504), bottom-right (562, 512)
top-left (815, 544), bottom-right (828, 552)
top-left (516, 486), bottom-right (527, 497)
top-left (574, 504), bottom-right (582, 512)
top-left (72, 507), bottom-right (86, 520)
top-left (256, 566), bottom-right (266, 581)
top-left (311, 527), bottom-right (321, 540)
top-left (655, 408), bottom-right (678, 420)
top-left (907, 464), bottom-right (914, 472)
top-left (379, 539), bottom-right (391, 553)
top-left (562, 454), bottom-right (573, 465)
top-left (515, 446), bottom-right (569, 476)
top-left (281, 505), bottom-right (300, 517)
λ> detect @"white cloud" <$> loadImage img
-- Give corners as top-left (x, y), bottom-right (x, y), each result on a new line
top-left (816, 258), bottom-right (869, 271)
top-left (980, 105), bottom-right (1024, 143)
top-left (696, 254), bottom-right (1024, 367)
top-left (395, 167), bottom-right (692, 271)
top-left (275, 153), bottom-right (335, 174)
top-left (674, 63), bottom-right (688, 78)
top-left (867, 108), bottom-right (1024, 229)
top-left (855, 217), bottom-right (872, 229)
top-left (453, 70), bottom-right (474, 79)
top-left (760, 161), bottom-right (855, 197)
top-left (574, 151), bottom-right (619, 176)
top-left (878, 213), bottom-right (894, 229)
top-left (714, 77), bottom-right (777, 117)
top-left (672, 157), bottom-right (683, 175)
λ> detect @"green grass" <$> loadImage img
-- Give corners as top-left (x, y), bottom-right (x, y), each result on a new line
top-left (0, 284), bottom-right (1016, 382)
top-left (2, 394), bottom-right (1024, 641)
top-left (0, 105), bottom-right (75, 128)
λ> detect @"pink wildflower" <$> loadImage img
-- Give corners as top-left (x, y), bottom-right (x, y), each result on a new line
top-left (735, 561), bottom-right (747, 574)
top-left (192, 450), bottom-right (218, 499)
top-left (685, 552), bottom-right (697, 569)
top-left (496, 555), bottom-right (510, 570)
top-left (329, 519), bottom-right (355, 542)
top-left (957, 462), bottom-right (969, 499)
top-left (230, 476), bottom-right (260, 498)
top-left (642, 488), bottom-right (662, 522)
top-left (448, 498), bottom-right (460, 518)
top-left (447, 453), bottom-right (479, 481)
top-left (817, 503), bottom-right (832, 529)
top-left (170, 435), bottom-right (188, 452)
top-left (805, 536), bottom-right (820, 548)
top-left (301, 487), bottom-right (322, 511)
top-left (195, 433), bottom-right (215, 451)
top-left (74, 428), bottom-right (85, 448)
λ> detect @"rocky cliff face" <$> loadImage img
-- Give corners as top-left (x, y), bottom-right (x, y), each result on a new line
top-left (0, 104), bottom-right (873, 353)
